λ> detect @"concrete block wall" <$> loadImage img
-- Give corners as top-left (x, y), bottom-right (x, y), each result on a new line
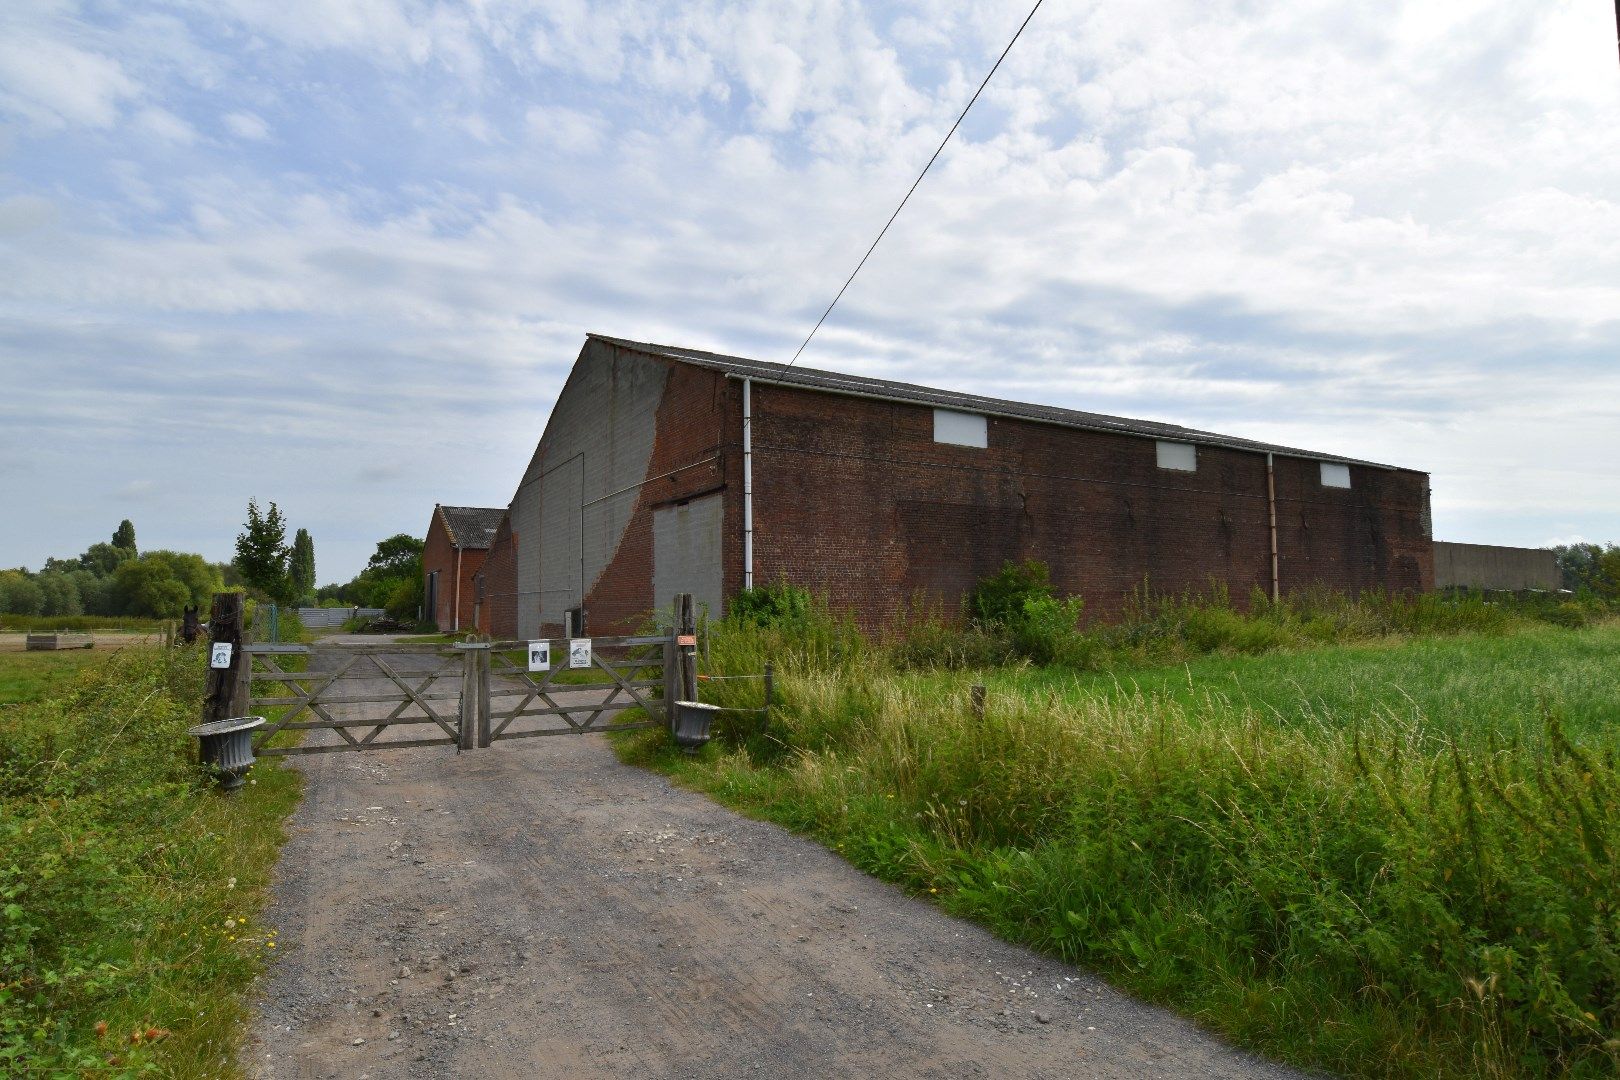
top-left (1434, 541), bottom-right (1558, 591)
top-left (507, 340), bottom-right (730, 637)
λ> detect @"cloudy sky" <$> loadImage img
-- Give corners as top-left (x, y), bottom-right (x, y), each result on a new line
top-left (2, 0), bottom-right (1616, 582)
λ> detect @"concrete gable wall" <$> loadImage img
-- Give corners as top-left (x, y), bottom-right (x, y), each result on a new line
top-left (510, 338), bottom-right (668, 638)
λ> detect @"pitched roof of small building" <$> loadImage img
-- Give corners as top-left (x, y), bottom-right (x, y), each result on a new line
top-left (589, 333), bottom-right (1402, 471)
top-left (436, 505), bottom-right (505, 549)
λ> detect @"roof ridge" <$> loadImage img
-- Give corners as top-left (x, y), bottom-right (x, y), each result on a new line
top-left (587, 333), bottom-right (1405, 471)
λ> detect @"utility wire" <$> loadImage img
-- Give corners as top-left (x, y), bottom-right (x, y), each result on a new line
top-left (786, 0), bottom-right (1047, 368)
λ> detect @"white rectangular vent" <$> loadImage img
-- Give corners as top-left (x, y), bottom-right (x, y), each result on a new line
top-left (1155, 440), bottom-right (1197, 471)
top-left (933, 408), bottom-right (987, 448)
top-left (1320, 462), bottom-right (1352, 488)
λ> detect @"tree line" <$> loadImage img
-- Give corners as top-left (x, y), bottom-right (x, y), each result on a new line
top-left (3, 500), bottom-right (430, 622)
top-left (0, 519), bottom-right (228, 619)
top-left (234, 498), bottom-right (426, 620)
top-left (1551, 542), bottom-right (1620, 596)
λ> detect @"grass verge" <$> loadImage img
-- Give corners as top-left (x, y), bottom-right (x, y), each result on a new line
top-left (617, 611), bottom-right (1620, 1079)
top-left (0, 645), bottom-right (302, 1077)
top-left (0, 650), bottom-right (112, 706)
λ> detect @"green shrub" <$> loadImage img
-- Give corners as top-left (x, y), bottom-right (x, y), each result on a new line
top-left (728, 581), bottom-right (814, 627)
top-left (965, 559), bottom-right (1052, 629)
top-left (0, 647), bottom-right (300, 1076)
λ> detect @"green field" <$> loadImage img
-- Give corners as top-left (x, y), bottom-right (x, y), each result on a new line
top-left (0, 649), bottom-right (112, 705)
top-left (621, 614), bottom-right (1620, 1079)
top-left (961, 623), bottom-right (1620, 742)
top-left (0, 645), bottom-right (302, 1076)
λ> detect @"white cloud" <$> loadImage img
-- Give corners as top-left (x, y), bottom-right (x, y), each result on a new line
top-left (0, 30), bottom-right (137, 128)
top-left (524, 105), bottom-right (605, 154)
top-left (0, 0), bottom-right (1616, 574)
top-left (223, 110), bottom-right (270, 140)
top-left (131, 106), bottom-right (197, 144)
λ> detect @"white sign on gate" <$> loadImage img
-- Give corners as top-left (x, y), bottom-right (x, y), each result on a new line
top-left (568, 638), bottom-right (592, 669)
top-left (209, 642), bottom-right (233, 669)
top-left (527, 640), bottom-right (551, 672)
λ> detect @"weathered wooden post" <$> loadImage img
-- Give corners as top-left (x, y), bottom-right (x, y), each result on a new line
top-left (476, 646), bottom-right (492, 749)
top-left (971, 683), bottom-right (987, 721)
top-left (663, 624), bottom-right (678, 731)
top-left (679, 593), bottom-right (698, 703)
top-left (458, 646), bottom-right (479, 752)
top-left (202, 592), bottom-right (248, 725)
top-left (761, 661), bottom-right (774, 732)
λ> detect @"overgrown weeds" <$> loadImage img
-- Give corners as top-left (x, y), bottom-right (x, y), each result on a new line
top-left (0, 645), bottom-right (301, 1076)
top-left (617, 588), bottom-right (1620, 1078)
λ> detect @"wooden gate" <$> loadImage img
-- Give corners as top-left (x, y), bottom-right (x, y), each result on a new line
top-left (474, 635), bottom-right (671, 746)
top-left (211, 591), bottom-right (702, 758)
top-left (247, 642), bottom-right (470, 757)
top-left (244, 632), bottom-right (691, 756)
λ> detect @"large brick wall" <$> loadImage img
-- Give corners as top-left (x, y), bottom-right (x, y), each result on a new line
top-left (735, 381), bottom-right (1432, 626)
top-left (498, 341), bottom-right (1432, 636)
top-left (421, 508), bottom-right (489, 632)
top-left (480, 512), bottom-right (518, 637)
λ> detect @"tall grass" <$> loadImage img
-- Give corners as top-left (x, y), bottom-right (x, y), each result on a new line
top-left (892, 583), bottom-right (1613, 673)
top-left (622, 594), bottom-right (1620, 1077)
top-left (0, 646), bottom-right (301, 1076)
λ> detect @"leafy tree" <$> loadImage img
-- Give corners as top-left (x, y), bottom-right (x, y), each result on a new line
top-left (36, 572), bottom-right (82, 617)
top-left (67, 569), bottom-right (113, 616)
top-left (0, 570), bottom-right (44, 616)
top-left (289, 528), bottom-right (316, 604)
top-left (366, 534), bottom-right (424, 576)
top-left (80, 542), bottom-right (135, 578)
top-left (385, 574), bottom-right (425, 622)
top-left (113, 560), bottom-right (191, 618)
top-left (1551, 542), bottom-right (1620, 595)
top-left (112, 519), bottom-right (137, 554)
top-left (112, 552), bottom-right (224, 618)
top-left (1596, 548), bottom-right (1620, 599)
top-left (233, 499), bottom-right (293, 603)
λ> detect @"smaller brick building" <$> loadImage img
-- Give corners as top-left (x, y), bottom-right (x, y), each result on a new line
top-left (422, 505), bottom-right (504, 632)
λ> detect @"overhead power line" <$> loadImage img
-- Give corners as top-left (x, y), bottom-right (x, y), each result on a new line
top-left (786, 0), bottom-right (1047, 368)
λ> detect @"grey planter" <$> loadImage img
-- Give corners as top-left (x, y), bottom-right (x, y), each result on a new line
top-left (671, 701), bottom-right (721, 753)
top-left (187, 715), bottom-right (266, 792)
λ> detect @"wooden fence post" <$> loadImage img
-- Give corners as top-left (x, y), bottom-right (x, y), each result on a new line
top-left (663, 628), bottom-right (678, 730)
top-left (458, 646), bottom-right (478, 752)
top-left (476, 647), bottom-right (492, 749)
top-left (202, 592), bottom-right (248, 724)
top-left (970, 683), bottom-right (986, 721)
top-left (679, 593), bottom-right (697, 703)
top-left (761, 661), bottom-right (774, 732)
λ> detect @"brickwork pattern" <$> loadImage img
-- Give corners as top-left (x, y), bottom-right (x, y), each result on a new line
top-left (480, 512), bottom-right (518, 638)
top-left (422, 508), bottom-right (491, 632)
top-left (496, 341), bottom-right (1433, 637)
top-left (741, 383), bottom-right (1432, 626)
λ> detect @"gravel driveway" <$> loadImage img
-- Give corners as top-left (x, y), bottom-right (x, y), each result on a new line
top-left (246, 645), bottom-right (1303, 1079)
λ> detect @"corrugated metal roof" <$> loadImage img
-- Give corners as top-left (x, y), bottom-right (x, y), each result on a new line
top-left (438, 505), bottom-right (505, 549)
top-left (589, 334), bottom-right (1406, 471)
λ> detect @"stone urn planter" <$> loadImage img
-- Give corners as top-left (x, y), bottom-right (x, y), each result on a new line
top-left (186, 716), bottom-right (265, 792)
top-left (671, 701), bottom-right (721, 753)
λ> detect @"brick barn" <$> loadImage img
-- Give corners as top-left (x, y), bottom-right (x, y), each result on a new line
top-left (478, 334), bottom-right (1434, 638)
top-left (422, 504), bottom-right (504, 632)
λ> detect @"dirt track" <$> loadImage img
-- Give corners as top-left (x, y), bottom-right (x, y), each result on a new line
top-left (247, 646), bottom-right (1302, 1079)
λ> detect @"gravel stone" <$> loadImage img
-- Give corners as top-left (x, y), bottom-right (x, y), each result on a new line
top-left (246, 642), bottom-right (1302, 1079)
